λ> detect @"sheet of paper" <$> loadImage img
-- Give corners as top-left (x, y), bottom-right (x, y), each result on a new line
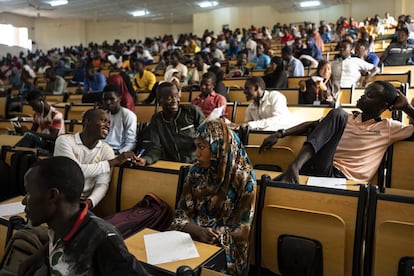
top-left (307, 176), bottom-right (347, 189)
top-left (144, 230), bottom-right (199, 265)
top-left (0, 201), bottom-right (25, 218)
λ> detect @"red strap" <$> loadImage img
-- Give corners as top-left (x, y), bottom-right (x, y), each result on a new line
top-left (63, 203), bottom-right (88, 242)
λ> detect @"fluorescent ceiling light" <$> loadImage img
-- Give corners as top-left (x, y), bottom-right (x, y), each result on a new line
top-left (48, 0), bottom-right (68, 6)
top-left (197, 1), bottom-right (218, 8)
top-left (131, 10), bottom-right (149, 17)
top-left (299, 1), bottom-right (320, 7)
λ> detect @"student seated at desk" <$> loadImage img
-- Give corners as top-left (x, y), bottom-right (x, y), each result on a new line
top-left (242, 76), bottom-right (296, 131)
top-left (19, 156), bottom-right (148, 275)
top-left (136, 82), bottom-right (205, 166)
top-left (102, 85), bottom-right (137, 154)
top-left (171, 120), bottom-right (257, 276)
top-left (260, 80), bottom-right (414, 183)
top-left (191, 72), bottom-right (227, 117)
top-left (14, 90), bottom-right (65, 155)
top-left (298, 60), bottom-right (340, 105)
top-left (54, 109), bottom-right (138, 209)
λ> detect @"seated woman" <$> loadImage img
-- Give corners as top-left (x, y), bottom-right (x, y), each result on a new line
top-left (298, 60), bottom-right (340, 105)
top-left (171, 120), bottom-right (257, 275)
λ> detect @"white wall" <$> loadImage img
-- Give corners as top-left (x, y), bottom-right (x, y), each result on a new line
top-left (1, 0), bottom-right (413, 54)
top-left (34, 18), bottom-right (86, 50)
top-left (192, 0), bottom-right (411, 36)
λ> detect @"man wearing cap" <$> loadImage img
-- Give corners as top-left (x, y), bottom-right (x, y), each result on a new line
top-left (260, 81), bottom-right (414, 183)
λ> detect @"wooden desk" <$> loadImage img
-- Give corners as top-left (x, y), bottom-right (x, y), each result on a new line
top-left (148, 160), bottom-right (190, 171)
top-left (0, 135), bottom-right (22, 147)
top-left (253, 170), bottom-right (363, 191)
top-left (125, 228), bottom-right (226, 275)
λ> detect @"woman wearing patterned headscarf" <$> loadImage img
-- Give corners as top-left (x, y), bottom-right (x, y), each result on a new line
top-left (106, 74), bottom-right (135, 112)
top-left (171, 119), bottom-right (257, 276)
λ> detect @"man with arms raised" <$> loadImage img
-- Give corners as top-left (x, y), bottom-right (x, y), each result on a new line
top-left (19, 156), bottom-right (148, 275)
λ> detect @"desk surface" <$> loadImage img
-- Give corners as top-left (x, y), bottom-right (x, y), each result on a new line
top-left (253, 170), bottom-right (363, 191)
top-left (0, 135), bottom-right (22, 147)
top-left (125, 228), bottom-right (222, 273)
top-left (148, 160), bottom-right (190, 171)
top-left (0, 196), bottom-right (25, 220)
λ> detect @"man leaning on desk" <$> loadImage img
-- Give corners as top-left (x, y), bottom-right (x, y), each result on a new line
top-left (260, 80), bottom-right (414, 183)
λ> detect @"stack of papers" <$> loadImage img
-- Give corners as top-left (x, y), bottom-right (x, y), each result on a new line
top-left (0, 202), bottom-right (25, 218)
top-left (307, 176), bottom-right (348, 189)
top-left (144, 231), bottom-right (199, 265)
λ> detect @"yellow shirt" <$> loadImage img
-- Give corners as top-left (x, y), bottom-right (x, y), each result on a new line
top-left (132, 70), bottom-right (156, 92)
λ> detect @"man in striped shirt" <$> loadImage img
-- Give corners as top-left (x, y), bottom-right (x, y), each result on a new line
top-left (14, 90), bottom-right (65, 154)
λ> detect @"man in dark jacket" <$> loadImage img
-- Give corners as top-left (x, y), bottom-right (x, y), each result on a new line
top-left (19, 156), bottom-right (148, 275)
top-left (136, 82), bottom-right (205, 166)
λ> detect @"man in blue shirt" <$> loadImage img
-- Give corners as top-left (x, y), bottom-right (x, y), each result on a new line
top-left (251, 44), bottom-right (271, 70)
top-left (83, 64), bottom-right (106, 93)
top-left (355, 39), bottom-right (380, 66)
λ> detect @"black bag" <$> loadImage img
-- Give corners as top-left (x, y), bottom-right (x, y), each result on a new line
top-left (106, 193), bottom-right (172, 239)
top-left (10, 151), bottom-right (38, 197)
top-left (0, 160), bottom-right (11, 200)
top-left (398, 256), bottom-right (414, 276)
top-left (278, 234), bottom-right (323, 276)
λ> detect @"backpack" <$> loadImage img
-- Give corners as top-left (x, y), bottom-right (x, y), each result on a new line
top-left (0, 160), bottom-right (11, 201)
top-left (106, 193), bottom-right (172, 239)
top-left (0, 217), bottom-right (49, 276)
top-left (10, 151), bottom-right (38, 197)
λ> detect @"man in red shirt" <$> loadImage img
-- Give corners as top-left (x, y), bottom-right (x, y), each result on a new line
top-left (191, 72), bottom-right (227, 117)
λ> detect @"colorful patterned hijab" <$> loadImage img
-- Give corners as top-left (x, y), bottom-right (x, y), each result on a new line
top-left (196, 120), bottom-right (255, 197)
top-left (174, 119), bottom-right (256, 275)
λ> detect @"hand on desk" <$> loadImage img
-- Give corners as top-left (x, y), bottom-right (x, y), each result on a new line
top-left (280, 163), bottom-right (300, 184)
top-left (108, 151), bottom-right (139, 167)
top-left (183, 224), bottom-right (219, 245)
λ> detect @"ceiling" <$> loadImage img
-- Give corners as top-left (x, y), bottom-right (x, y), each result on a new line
top-left (0, 0), bottom-right (346, 24)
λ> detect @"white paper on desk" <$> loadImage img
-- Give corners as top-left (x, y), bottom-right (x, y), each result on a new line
top-left (144, 231), bottom-right (199, 265)
top-left (0, 202), bottom-right (25, 218)
top-left (307, 176), bottom-right (347, 189)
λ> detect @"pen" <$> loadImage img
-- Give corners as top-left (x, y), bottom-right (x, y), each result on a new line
top-left (137, 149), bottom-right (145, 158)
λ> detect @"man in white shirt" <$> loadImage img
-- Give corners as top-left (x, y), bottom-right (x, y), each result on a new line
top-left (245, 32), bottom-right (257, 62)
top-left (330, 39), bottom-right (379, 88)
top-left (54, 108), bottom-right (138, 209)
top-left (243, 76), bottom-right (295, 131)
top-left (136, 44), bottom-right (154, 64)
top-left (102, 85), bottom-right (137, 154)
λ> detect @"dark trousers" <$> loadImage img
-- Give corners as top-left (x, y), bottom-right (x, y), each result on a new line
top-left (300, 108), bottom-right (348, 178)
top-left (15, 132), bottom-right (53, 154)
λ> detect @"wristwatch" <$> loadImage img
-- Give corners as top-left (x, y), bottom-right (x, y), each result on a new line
top-left (277, 129), bottom-right (286, 138)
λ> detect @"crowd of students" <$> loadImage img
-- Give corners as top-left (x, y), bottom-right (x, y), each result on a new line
top-left (2, 12), bottom-right (414, 276)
